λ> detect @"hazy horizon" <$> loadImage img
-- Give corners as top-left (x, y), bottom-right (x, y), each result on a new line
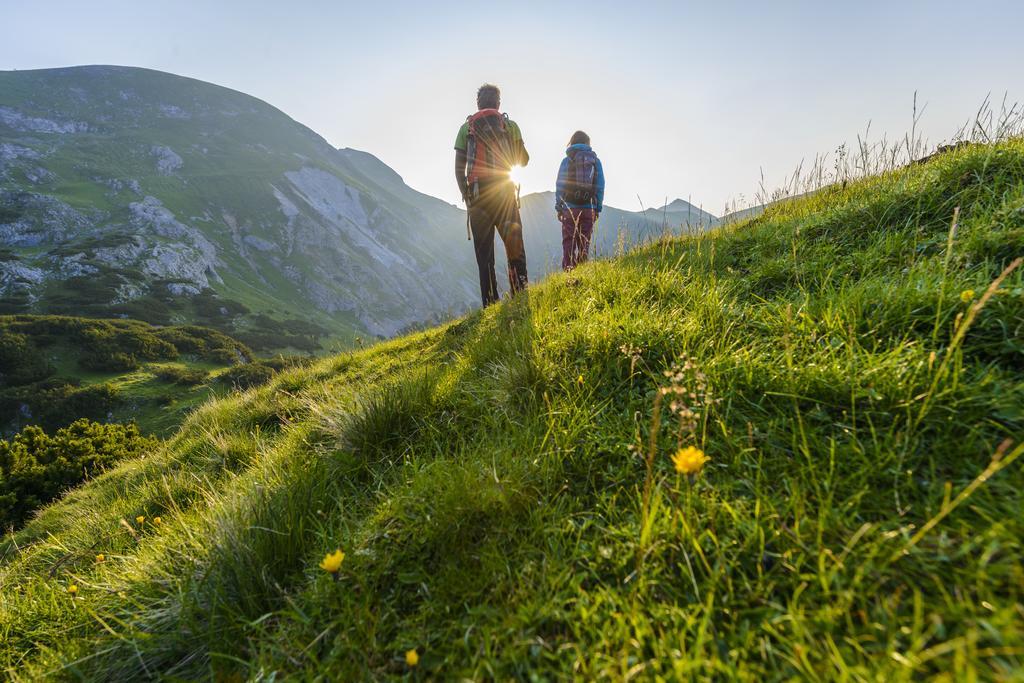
top-left (3, 1), bottom-right (1023, 214)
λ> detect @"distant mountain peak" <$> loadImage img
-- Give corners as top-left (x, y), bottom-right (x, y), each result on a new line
top-left (659, 198), bottom-right (700, 212)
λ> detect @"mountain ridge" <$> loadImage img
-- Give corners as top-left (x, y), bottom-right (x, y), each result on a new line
top-left (0, 65), bottom-right (479, 346)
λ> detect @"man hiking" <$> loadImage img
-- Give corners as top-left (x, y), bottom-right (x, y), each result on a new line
top-left (555, 130), bottom-right (604, 271)
top-left (455, 84), bottom-right (530, 307)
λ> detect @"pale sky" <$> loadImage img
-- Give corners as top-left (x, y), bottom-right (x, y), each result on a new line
top-left (2, 0), bottom-right (1023, 215)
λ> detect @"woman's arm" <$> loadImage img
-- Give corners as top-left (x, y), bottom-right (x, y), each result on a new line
top-left (555, 158), bottom-right (569, 213)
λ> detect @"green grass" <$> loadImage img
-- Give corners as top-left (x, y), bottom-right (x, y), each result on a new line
top-left (1, 140), bottom-right (1023, 680)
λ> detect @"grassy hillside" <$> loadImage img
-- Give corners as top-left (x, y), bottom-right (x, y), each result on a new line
top-left (1, 140), bottom-right (1022, 680)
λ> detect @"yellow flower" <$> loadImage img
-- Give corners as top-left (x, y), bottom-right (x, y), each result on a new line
top-left (672, 446), bottom-right (710, 475)
top-left (136, 515), bottom-right (145, 525)
top-left (95, 553), bottom-right (105, 563)
top-left (959, 289), bottom-right (975, 303)
top-left (319, 549), bottom-right (345, 573)
top-left (67, 584), bottom-right (78, 595)
top-left (405, 649), bottom-right (419, 667)
top-left (577, 374), bottom-right (584, 385)
top-left (153, 517), bottom-right (162, 526)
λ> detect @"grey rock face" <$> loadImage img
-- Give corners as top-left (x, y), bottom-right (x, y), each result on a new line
top-left (0, 260), bottom-right (45, 297)
top-left (243, 235), bottom-right (277, 252)
top-left (92, 236), bottom-right (147, 265)
top-left (113, 282), bottom-right (146, 303)
top-left (25, 167), bottom-right (54, 184)
top-left (166, 282), bottom-right (201, 296)
top-left (0, 143), bottom-right (40, 163)
top-left (159, 104), bottom-right (191, 119)
top-left (0, 106), bottom-right (89, 134)
top-left (129, 197), bottom-right (220, 286)
top-left (51, 252), bottom-right (99, 278)
top-left (143, 243), bottom-right (212, 289)
top-left (101, 178), bottom-right (143, 196)
top-left (151, 145), bottom-right (183, 175)
top-left (276, 166), bottom-right (475, 336)
top-left (0, 192), bottom-right (92, 246)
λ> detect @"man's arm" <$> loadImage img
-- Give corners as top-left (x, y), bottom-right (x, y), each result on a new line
top-left (455, 148), bottom-right (469, 203)
top-left (518, 139), bottom-right (530, 167)
top-left (509, 120), bottom-right (529, 167)
top-left (595, 157), bottom-right (605, 214)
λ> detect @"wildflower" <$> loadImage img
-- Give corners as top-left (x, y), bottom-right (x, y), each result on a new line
top-left (319, 549), bottom-right (345, 573)
top-left (95, 554), bottom-right (105, 563)
top-left (959, 289), bottom-right (975, 303)
top-left (136, 515), bottom-right (145, 525)
top-left (672, 446), bottom-right (710, 475)
top-left (153, 516), bottom-right (162, 526)
top-left (67, 584), bottom-right (78, 596)
top-left (405, 649), bottom-right (419, 667)
top-left (577, 374), bottom-right (584, 386)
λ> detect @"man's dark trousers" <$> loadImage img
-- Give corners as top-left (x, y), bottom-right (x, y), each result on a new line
top-left (469, 180), bottom-right (528, 307)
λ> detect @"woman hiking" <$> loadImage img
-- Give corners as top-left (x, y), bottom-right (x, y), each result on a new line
top-left (555, 131), bottom-right (605, 271)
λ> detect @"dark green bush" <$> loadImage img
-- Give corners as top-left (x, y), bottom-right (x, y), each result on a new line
top-left (260, 355), bottom-right (309, 372)
top-left (0, 293), bottom-right (32, 314)
top-left (0, 331), bottom-right (52, 387)
top-left (192, 289), bottom-right (251, 322)
top-left (155, 325), bottom-right (250, 364)
top-left (216, 363), bottom-right (276, 391)
top-left (0, 381), bottom-right (120, 433)
top-left (0, 419), bottom-right (159, 530)
top-left (155, 365), bottom-right (208, 386)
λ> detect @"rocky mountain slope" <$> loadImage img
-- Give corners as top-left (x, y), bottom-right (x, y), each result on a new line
top-left (0, 65), bottom-right (477, 345)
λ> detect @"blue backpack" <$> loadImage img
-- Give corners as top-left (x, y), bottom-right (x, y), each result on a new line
top-left (564, 150), bottom-right (598, 205)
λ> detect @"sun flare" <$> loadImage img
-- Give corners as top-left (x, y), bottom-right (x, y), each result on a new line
top-left (508, 165), bottom-right (524, 185)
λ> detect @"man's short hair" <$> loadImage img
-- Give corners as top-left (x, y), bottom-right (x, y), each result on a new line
top-left (477, 84), bottom-right (500, 110)
top-left (569, 130), bottom-right (591, 146)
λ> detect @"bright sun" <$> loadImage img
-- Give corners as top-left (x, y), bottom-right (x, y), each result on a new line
top-left (509, 165), bottom-right (524, 185)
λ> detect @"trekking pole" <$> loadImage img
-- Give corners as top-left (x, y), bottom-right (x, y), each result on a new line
top-left (466, 208), bottom-right (471, 241)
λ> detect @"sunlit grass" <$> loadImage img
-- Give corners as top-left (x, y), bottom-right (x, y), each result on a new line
top-left (0, 139), bottom-right (1023, 680)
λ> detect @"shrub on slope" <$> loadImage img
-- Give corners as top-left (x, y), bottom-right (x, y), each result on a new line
top-left (0, 419), bottom-right (159, 530)
top-left (0, 140), bottom-right (1022, 680)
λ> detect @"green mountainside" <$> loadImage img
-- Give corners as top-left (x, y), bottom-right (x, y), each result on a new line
top-left (1, 139), bottom-right (1021, 679)
top-left (0, 65), bottom-right (479, 346)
